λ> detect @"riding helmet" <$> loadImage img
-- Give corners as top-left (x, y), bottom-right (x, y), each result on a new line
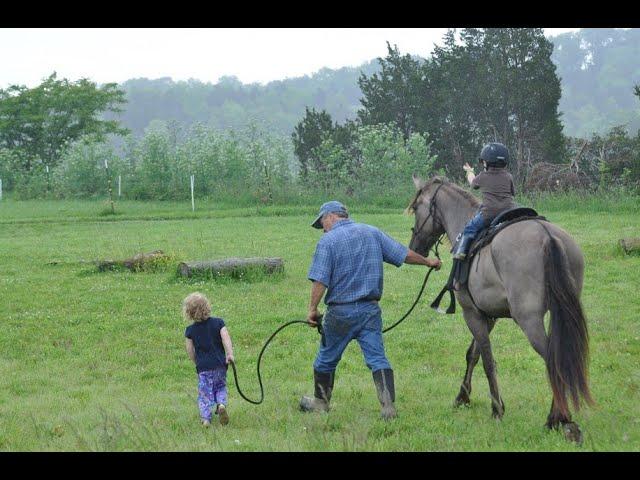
top-left (479, 143), bottom-right (509, 168)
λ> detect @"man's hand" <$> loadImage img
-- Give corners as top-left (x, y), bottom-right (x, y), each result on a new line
top-left (427, 258), bottom-right (442, 270)
top-left (307, 309), bottom-right (320, 327)
top-left (463, 162), bottom-right (473, 173)
top-left (226, 354), bottom-right (235, 365)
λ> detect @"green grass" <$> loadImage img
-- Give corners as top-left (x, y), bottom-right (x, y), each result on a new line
top-left (0, 197), bottom-right (638, 451)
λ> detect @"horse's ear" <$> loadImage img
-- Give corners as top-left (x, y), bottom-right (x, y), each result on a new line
top-left (412, 173), bottom-right (425, 190)
top-left (432, 176), bottom-right (443, 184)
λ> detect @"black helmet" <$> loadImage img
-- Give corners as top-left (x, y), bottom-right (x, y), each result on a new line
top-left (479, 143), bottom-right (509, 168)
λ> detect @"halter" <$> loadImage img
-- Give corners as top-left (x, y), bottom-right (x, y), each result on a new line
top-left (410, 181), bottom-right (446, 250)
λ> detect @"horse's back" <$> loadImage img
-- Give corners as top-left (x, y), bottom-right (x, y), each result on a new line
top-left (469, 219), bottom-right (584, 317)
top-left (493, 220), bottom-right (584, 290)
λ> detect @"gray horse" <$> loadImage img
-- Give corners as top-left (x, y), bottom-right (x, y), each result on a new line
top-left (408, 175), bottom-right (593, 443)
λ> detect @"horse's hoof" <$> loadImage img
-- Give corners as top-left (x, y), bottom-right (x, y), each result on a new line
top-left (454, 394), bottom-right (471, 408)
top-left (491, 401), bottom-right (505, 419)
top-left (563, 422), bottom-right (583, 445)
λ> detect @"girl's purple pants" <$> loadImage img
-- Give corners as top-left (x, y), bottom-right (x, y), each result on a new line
top-left (197, 368), bottom-right (228, 421)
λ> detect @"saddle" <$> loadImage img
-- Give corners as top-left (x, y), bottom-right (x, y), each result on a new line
top-left (430, 207), bottom-right (546, 314)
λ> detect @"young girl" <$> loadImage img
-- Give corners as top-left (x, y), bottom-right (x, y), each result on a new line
top-left (183, 292), bottom-right (234, 426)
top-left (453, 142), bottom-right (517, 260)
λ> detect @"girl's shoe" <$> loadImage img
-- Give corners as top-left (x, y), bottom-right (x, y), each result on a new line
top-left (218, 404), bottom-right (229, 425)
top-left (202, 419), bottom-right (211, 427)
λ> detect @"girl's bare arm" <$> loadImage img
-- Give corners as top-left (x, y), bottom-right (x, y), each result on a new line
top-left (220, 327), bottom-right (235, 364)
top-left (185, 338), bottom-right (196, 364)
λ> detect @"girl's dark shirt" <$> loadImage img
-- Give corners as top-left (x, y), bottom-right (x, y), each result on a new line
top-left (185, 317), bottom-right (227, 373)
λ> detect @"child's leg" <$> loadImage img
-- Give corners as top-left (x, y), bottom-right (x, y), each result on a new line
top-left (197, 371), bottom-right (216, 422)
top-left (211, 367), bottom-right (228, 408)
top-left (210, 368), bottom-right (229, 425)
top-left (462, 211), bottom-right (487, 239)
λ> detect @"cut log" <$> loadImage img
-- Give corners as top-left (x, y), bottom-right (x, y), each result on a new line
top-left (619, 238), bottom-right (640, 255)
top-left (178, 257), bottom-right (284, 278)
top-left (96, 250), bottom-right (167, 272)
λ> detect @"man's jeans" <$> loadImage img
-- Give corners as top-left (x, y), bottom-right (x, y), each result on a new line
top-left (313, 301), bottom-right (391, 374)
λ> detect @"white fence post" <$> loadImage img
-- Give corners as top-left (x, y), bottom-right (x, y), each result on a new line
top-left (118, 175), bottom-right (121, 197)
top-left (0, 178), bottom-right (3, 201)
top-left (190, 175), bottom-right (195, 212)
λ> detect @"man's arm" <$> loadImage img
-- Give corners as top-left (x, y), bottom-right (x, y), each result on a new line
top-left (307, 281), bottom-right (327, 326)
top-left (405, 249), bottom-right (442, 270)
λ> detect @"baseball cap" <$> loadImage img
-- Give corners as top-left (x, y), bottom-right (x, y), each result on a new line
top-left (311, 201), bottom-right (348, 229)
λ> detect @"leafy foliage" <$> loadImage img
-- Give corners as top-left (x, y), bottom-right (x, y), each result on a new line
top-left (0, 73), bottom-right (128, 173)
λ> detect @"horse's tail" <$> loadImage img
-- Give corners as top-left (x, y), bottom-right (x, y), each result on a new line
top-left (543, 232), bottom-right (594, 417)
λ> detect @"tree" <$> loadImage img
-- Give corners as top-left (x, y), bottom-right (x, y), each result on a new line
top-left (479, 28), bottom-right (565, 184)
top-left (355, 29), bottom-right (565, 186)
top-left (0, 72), bottom-right (128, 173)
top-left (291, 107), bottom-right (351, 180)
top-left (357, 42), bottom-right (425, 140)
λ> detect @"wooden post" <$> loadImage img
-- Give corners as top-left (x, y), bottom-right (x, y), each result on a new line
top-left (177, 257), bottom-right (284, 278)
top-left (118, 175), bottom-right (121, 198)
top-left (0, 178), bottom-right (2, 201)
top-left (263, 159), bottom-right (273, 203)
top-left (190, 174), bottom-right (195, 212)
top-left (105, 159), bottom-right (115, 214)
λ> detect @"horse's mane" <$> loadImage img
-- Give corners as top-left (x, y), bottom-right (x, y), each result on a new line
top-left (405, 176), bottom-right (479, 214)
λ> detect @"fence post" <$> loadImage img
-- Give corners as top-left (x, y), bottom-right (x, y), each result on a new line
top-left (0, 178), bottom-right (2, 201)
top-left (118, 175), bottom-right (121, 198)
top-left (190, 175), bottom-right (195, 212)
top-left (105, 159), bottom-right (115, 214)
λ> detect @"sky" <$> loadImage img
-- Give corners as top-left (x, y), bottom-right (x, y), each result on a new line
top-left (0, 28), bottom-right (582, 89)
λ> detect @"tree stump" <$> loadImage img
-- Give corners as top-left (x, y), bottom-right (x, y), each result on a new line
top-left (619, 238), bottom-right (640, 255)
top-left (177, 257), bottom-right (284, 278)
top-left (96, 250), bottom-right (168, 272)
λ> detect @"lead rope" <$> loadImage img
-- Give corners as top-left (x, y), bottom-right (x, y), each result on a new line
top-left (229, 234), bottom-right (444, 404)
top-left (383, 233), bottom-right (443, 333)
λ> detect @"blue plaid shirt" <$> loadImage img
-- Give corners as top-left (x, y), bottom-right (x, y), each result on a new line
top-left (308, 219), bottom-right (409, 305)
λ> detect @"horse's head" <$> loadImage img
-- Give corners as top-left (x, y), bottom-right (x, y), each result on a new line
top-left (407, 174), bottom-right (447, 256)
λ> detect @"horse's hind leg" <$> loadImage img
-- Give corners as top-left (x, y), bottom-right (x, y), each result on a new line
top-left (462, 309), bottom-right (504, 419)
top-left (515, 313), bottom-right (582, 443)
top-left (454, 318), bottom-right (497, 408)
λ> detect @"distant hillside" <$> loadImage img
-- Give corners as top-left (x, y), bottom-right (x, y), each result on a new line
top-left (111, 29), bottom-right (640, 140)
top-left (113, 61), bottom-right (379, 137)
top-left (551, 28), bottom-right (640, 138)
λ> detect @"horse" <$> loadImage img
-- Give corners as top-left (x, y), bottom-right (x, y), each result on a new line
top-left (407, 175), bottom-right (593, 443)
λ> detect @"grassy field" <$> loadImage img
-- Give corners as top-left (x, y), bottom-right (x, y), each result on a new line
top-left (0, 196), bottom-right (638, 451)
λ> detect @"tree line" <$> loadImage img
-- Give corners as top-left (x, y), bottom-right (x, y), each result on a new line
top-left (292, 29), bottom-right (640, 192)
top-left (1, 29), bottom-right (639, 203)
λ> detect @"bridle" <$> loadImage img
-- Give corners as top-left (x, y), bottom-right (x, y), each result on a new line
top-left (410, 182), bottom-right (446, 253)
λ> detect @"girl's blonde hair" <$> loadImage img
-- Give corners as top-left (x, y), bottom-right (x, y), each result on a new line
top-left (182, 292), bottom-right (211, 322)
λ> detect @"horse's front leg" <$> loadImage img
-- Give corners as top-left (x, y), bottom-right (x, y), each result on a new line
top-left (462, 308), bottom-right (504, 419)
top-left (454, 318), bottom-right (496, 408)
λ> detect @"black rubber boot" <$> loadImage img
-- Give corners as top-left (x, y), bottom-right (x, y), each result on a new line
top-left (373, 369), bottom-right (396, 420)
top-left (300, 370), bottom-right (334, 412)
top-left (452, 234), bottom-right (474, 260)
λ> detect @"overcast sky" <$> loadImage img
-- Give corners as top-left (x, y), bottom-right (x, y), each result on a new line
top-left (0, 28), bottom-right (582, 89)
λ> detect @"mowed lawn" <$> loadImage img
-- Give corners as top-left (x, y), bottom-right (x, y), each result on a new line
top-left (0, 198), bottom-right (638, 451)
